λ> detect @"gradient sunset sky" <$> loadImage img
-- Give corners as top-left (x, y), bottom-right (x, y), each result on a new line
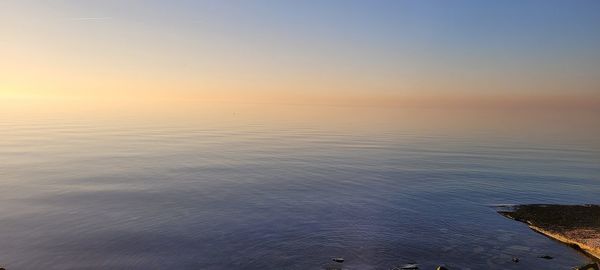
top-left (2, 0), bottom-right (599, 107)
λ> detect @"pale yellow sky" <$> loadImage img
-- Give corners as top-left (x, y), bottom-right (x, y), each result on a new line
top-left (2, 1), bottom-right (599, 108)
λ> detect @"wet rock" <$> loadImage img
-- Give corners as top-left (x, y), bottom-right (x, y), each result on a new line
top-left (574, 262), bottom-right (599, 270)
top-left (436, 266), bottom-right (449, 270)
top-left (391, 264), bottom-right (419, 270)
top-left (538, 255), bottom-right (554, 259)
top-left (512, 257), bottom-right (519, 263)
top-left (332, 257), bottom-right (344, 263)
top-left (396, 264), bottom-right (418, 270)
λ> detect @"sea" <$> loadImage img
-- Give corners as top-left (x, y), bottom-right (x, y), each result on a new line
top-left (1, 103), bottom-right (599, 269)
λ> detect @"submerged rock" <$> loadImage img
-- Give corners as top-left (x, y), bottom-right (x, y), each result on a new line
top-left (512, 257), bottom-right (519, 263)
top-left (332, 257), bottom-right (344, 263)
top-left (538, 255), bottom-right (554, 259)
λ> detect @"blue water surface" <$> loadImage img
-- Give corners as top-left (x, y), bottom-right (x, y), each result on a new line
top-left (1, 106), bottom-right (599, 269)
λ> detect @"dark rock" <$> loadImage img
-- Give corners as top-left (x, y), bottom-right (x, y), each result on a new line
top-left (574, 263), bottom-right (599, 270)
top-left (512, 257), bottom-right (519, 263)
top-left (497, 204), bottom-right (600, 259)
top-left (332, 257), bottom-right (344, 263)
top-left (538, 255), bottom-right (554, 259)
top-left (436, 266), bottom-right (449, 270)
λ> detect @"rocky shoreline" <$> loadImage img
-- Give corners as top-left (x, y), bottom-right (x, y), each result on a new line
top-left (497, 204), bottom-right (600, 261)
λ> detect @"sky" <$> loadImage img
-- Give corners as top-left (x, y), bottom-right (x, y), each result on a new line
top-left (1, 0), bottom-right (600, 107)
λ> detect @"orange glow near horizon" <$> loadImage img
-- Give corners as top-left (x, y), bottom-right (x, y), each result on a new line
top-left (2, 1), bottom-right (599, 112)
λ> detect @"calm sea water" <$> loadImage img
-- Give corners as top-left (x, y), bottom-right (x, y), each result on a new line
top-left (1, 104), bottom-right (599, 269)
